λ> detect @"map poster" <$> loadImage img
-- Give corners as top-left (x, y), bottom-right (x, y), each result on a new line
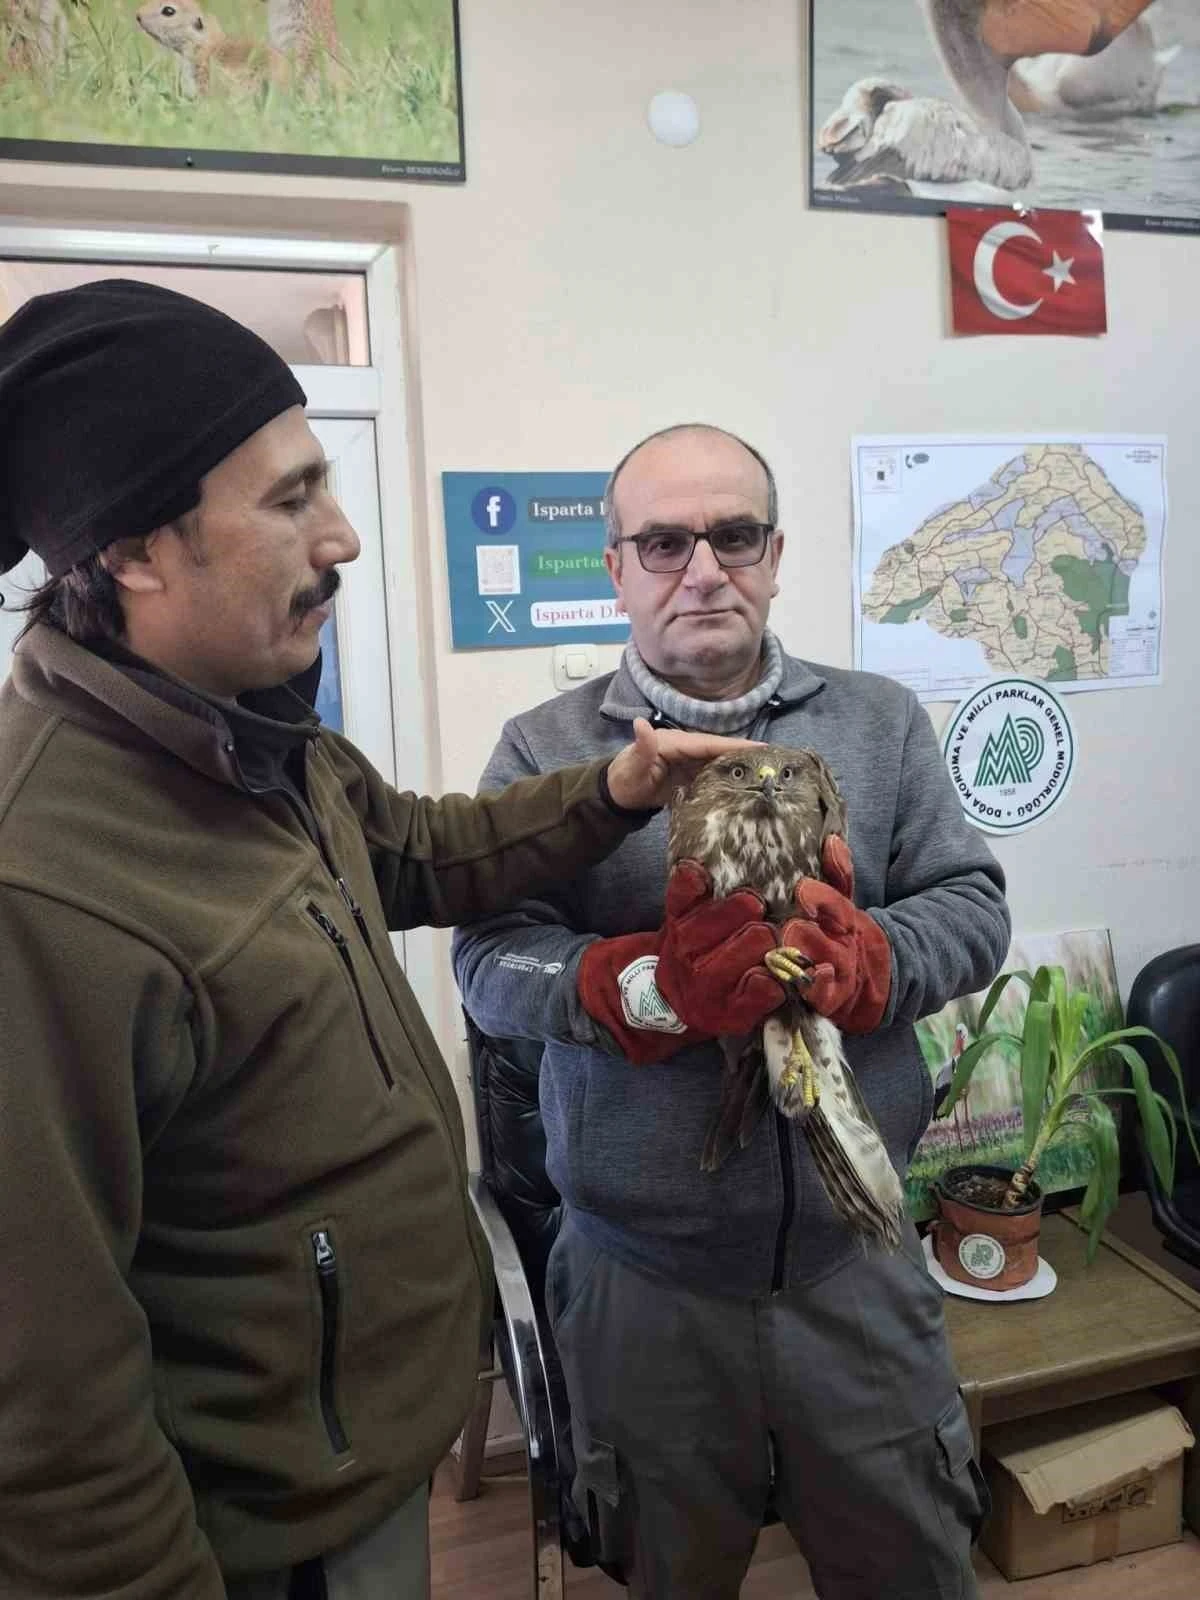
top-left (442, 471), bottom-right (630, 650)
top-left (853, 435), bottom-right (1166, 703)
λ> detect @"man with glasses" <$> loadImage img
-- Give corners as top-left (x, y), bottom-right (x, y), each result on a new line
top-left (453, 423), bottom-right (1011, 1599)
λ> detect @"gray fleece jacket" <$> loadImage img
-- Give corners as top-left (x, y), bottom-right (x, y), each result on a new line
top-left (452, 650), bottom-right (1010, 1295)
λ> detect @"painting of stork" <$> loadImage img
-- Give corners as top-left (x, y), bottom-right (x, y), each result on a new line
top-left (809, 1), bottom-right (1200, 234)
top-left (906, 927), bottom-right (1124, 1220)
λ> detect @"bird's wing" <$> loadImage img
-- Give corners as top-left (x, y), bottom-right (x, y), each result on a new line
top-left (803, 1017), bottom-right (906, 1249)
top-left (830, 99), bottom-right (988, 189)
top-left (700, 1032), bottom-right (770, 1174)
top-left (980, 0), bottom-right (1155, 62)
top-left (737, 1047), bottom-right (773, 1152)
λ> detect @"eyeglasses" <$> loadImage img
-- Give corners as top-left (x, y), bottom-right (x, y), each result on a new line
top-left (616, 522), bottom-right (775, 574)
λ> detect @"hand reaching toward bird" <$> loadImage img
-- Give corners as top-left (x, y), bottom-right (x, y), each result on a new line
top-left (604, 716), bottom-right (763, 813)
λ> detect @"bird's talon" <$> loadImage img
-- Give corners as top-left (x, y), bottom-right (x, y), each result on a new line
top-left (802, 1056), bottom-right (817, 1109)
top-left (772, 1031), bottom-right (820, 1119)
top-left (785, 1036), bottom-right (820, 1111)
top-left (764, 947), bottom-right (815, 988)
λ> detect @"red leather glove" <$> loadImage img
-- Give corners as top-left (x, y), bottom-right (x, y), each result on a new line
top-left (778, 835), bottom-right (892, 1035)
top-left (577, 860), bottom-right (785, 1064)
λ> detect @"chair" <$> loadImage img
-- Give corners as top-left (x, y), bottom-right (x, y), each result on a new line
top-left (457, 1014), bottom-right (623, 1598)
top-left (1125, 944), bottom-right (1200, 1268)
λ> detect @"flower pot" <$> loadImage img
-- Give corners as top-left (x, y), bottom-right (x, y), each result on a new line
top-left (933, 1164), bottom-right (1044, 1292)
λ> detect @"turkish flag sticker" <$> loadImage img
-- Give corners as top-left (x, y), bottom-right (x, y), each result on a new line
top-left (948, 208), bottom-right (1107, 337)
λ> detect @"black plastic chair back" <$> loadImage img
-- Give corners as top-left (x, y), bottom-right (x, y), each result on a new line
top-left (1126, 945), bottom-right (1200, 1265)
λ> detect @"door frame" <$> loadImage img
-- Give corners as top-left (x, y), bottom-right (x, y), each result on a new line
top-left (0, 226), bottom-right (438, 1014)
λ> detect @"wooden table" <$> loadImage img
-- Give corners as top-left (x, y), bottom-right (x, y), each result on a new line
top-left (944, 1210), bottom-right (1200, 1487)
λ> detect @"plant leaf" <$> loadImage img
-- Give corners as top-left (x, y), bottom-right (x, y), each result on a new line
top-left (1075, 1028), bottom-right (1200, 1169)
top-left (1079, 1097), bottom-right (1120, 1261)
top-left (1074, 1023), bottom-right (1167, 1072)
top-left (1068, 1024), bottom-right (1155, 1092)
top-left (977, 969), bottom-right (1030, 1032)
top-left (1110, 1041), bottom-right (1175, 1193)
top-left (935, 1034), bottom-right (1000, 1118)
top-left (1064, 989), bottom-right (1090, 1069)
top-left (1152, 1091), bottom-right (1179, 1175)
top-left (1046, 966), bottom-right (1069, 1058)
top-left (1020, 998), bottom-right (1054, 1157)
top-left (1146, 1039), bottom-right (1200, 1168)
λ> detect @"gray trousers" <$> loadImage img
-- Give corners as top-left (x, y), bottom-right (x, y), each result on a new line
top-left (546, 1212), bottom-right (987, 1600)
top-left (225, 1482), bottom-right (429, 1600)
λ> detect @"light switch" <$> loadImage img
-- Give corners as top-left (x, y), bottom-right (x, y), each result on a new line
top-left (553, 643), bottom-right (598, 693)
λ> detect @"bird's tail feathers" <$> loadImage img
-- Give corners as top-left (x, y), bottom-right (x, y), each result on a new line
top-left (794, 1013), bottom-right (906, 1250)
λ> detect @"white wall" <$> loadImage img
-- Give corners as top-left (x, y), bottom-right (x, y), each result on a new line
top-left (2, 0), bottom-right (1195, 1120)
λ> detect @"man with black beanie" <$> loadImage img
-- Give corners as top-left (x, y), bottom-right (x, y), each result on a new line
top-left (0, 280), bottom-right (765, 1599)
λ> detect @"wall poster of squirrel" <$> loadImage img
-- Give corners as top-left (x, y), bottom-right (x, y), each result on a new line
top-left (0, 0), bottom-right (464, 181)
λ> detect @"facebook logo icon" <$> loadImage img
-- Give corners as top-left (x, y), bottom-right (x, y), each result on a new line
top-left (471, 486), bottom-right (517, 534)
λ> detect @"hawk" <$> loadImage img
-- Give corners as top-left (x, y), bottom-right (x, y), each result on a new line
top-left (668, 746), bottom-right (906, 1249)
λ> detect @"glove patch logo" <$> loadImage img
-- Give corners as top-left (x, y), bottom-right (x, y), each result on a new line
top-left (617, 955), bottom-right (687, 1034)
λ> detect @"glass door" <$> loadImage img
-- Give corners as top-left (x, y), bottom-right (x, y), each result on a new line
top-left (307, 413), bottom-right (395, 782)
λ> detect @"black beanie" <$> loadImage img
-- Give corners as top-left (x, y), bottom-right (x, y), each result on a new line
top-left (0, 278), bottom-right (307, 577)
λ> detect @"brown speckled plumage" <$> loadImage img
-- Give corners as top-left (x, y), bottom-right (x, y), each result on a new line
top-left (668, 747), bottom-right (905, 1247)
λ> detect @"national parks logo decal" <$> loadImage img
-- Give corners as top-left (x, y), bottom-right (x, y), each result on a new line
top-left (942, 677), bottom-right (1075, 835)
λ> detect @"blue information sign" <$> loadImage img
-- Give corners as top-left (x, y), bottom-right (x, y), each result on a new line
top-left (442, 471), bottom-right (630, 649)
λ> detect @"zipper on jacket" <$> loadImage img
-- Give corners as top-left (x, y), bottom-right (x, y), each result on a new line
top-left (332, 873), bottom-right (414, 1051)
top-left (329, 862), bottom-right (421, 1065)
top-left (310, 1229), bottom-right (350, 1455)
top-left (771, 1110), bottom-right (795, 1294)
top-left (336, 876), bottom-right (374, 951)
top-left (305, 901), bottom-right (394, 1088)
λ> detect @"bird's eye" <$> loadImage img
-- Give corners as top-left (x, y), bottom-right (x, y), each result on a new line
top-left (780, 766), bottom-right (794, 781)
top-left (729, 764), bottom-right (746, 780)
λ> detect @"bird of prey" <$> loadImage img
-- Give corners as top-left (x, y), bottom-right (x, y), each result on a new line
top-left (668, 747), bottom-right (906, 1249)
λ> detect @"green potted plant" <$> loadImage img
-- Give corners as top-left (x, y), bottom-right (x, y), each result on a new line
top-left (933, 963), bottom-right (1198, 1292)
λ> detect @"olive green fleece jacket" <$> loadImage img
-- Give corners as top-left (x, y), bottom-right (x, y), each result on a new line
top-left (0, 624), bottom-right (645, 1597)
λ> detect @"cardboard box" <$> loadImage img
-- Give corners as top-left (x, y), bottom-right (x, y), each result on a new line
top-left (1181, 1378), bottom-right (1200, 1537)
top-left (981, 1392), bottom-right (1195, 1581)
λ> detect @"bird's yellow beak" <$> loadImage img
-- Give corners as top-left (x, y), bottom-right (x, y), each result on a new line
top-left (756, 763), bottom-right (777, 802)
top-left (756, 764), bottom-right (777, 781)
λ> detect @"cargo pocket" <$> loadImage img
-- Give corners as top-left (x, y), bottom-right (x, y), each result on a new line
top-left (933, 1392), bottom-right (990, 1547)
top-left (570, 1431), bottom-right (630, 1582)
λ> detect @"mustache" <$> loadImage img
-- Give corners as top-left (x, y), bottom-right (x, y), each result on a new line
top-left (291, 567), bottom-right (341, 622)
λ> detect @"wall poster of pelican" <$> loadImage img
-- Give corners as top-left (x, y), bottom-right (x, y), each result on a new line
top-left (810, 1), bottom-right (1200, 234)
top-left (906, 928), bottom-right (1124, 1222)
